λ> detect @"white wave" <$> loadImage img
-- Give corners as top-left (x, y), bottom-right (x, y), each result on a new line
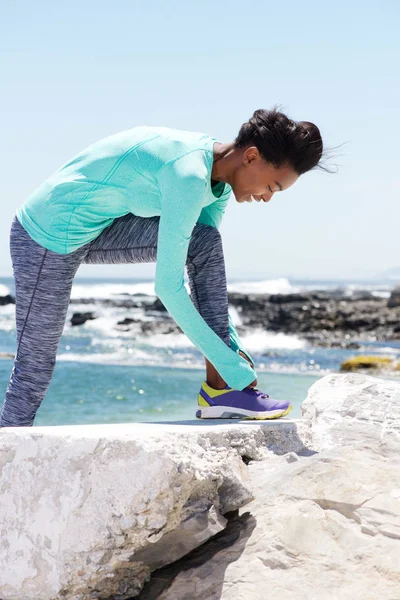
top-left (0, 304), bottom-right (15, 315)
top-left (57, 349), bottom-right (204, 369)
top-left (56, 348), bottom-right (329, 377)
top-left (227, 278), bottom-right (295, 295)
top-left (0, 306), bottom-right (16, 331)
top-left (70, 315), bottom-right (305, 353)
top-left (343, 283), bottom-right (392, 298)
top-left (58, 350), bottom-right (157, 365)
top-left (0, 284), bottom-right (11, 297)
top-left (71, 277), bottom-right (295, 300)
top-left (65, 310), bottom-right (156, 339)
top-left (228, 305), bottom-right (243, 327)
top-left (345, 283), bottom-right (391, 291)
top-left (87, 331), bottom-right (193, 353)
top-left (83, 315), bottom-right (140, 338)
top-left (371, 291), bottom-right (391, 299)
top-left (367, 346), bottom-right (400, 356)
top-left (261, 362), bottom-right (331, 376)
top-left (143, 332), bottom-right (194, 349)
top-left (240, 329), bottom-right (306, 351)
top-left (70, 281), bottom-right (158, 300)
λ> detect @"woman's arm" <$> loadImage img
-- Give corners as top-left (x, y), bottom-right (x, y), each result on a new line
top-left (197, 189), bottom-right (257, 371)
top-left (155, 152), bottom-right (257, 390)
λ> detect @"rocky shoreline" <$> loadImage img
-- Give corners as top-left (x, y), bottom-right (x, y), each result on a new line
top-left (65, 286), bottom-right (400, 348)
top-left (228, 288), bottom-right (400, 347)
top-left (1, 287), bottom-right (400, 348)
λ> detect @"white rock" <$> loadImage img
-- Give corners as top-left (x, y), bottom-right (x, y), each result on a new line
top-left (300, 373), bottom-right (400, 451)
top-left (0, 420), bottom-right (303, 600)
top-left (156, 374), bottom-right (400, 600)
top-left (158, 445), bottom-right (400, 600)
top-left (4, 373), bottom-right (400, 600)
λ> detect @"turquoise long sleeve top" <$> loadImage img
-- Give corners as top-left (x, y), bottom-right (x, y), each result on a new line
top-left (17, 125), bottom-right (257, 390)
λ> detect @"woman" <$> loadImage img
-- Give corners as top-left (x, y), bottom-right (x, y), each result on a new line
top-left (0, 107), bottom-right (325, 427)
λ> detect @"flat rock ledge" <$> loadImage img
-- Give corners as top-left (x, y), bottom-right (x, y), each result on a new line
top-left (0, 418), bottom-right (303, 600)
top-left (1, 373), bottom-right (400, 600)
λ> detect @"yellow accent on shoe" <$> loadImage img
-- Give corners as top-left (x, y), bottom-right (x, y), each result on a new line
top-left (242, 404), bottom-right (293, 420)
top-left (201, 381), bottom-right (232, 399)
top-left (197, 393), bottom-right (210, 407)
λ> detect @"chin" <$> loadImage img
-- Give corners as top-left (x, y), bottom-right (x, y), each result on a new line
top-left (231, 187), bottom-right (243, 202)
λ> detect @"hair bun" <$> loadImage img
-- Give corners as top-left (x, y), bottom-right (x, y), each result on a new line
top-left (234, 106), bottom-right (326, 175)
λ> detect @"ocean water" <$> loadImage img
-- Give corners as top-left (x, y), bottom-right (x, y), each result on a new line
top-left (0, 275), bottom-right (398, 426)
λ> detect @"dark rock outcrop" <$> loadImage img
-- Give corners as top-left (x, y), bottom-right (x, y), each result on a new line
top-left (140, 321), bottom-right (182, 335)
top-left (227, 291), bottom-right (400, 344)
top-left (117, 318), bottom-right (140, 326)
top-left (70, 312), bottom-right (97, 326)
top-left (388, 286), bottom-right (400, 308)
top-left (0, 294), bottom-right (15, 306)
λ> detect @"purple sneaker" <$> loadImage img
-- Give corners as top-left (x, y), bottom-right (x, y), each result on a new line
top-left (196, 381), bottom-right (292, 420)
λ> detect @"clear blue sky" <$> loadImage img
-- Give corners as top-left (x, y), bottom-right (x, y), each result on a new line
top-left (1, 0), bottom-right (398, 280)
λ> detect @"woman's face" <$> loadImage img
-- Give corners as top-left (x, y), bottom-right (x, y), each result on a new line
top-left (232, 146), bottom-right (299, 203)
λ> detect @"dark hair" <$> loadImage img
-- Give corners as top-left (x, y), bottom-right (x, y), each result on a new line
top-left (235, 105), bottom-right (337, 175)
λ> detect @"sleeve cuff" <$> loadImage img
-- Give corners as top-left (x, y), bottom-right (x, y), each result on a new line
top-left (228, 312), bottom-right (256, 369)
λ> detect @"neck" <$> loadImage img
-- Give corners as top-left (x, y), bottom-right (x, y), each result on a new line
top-left (211, 142), bottom-right (236, 187)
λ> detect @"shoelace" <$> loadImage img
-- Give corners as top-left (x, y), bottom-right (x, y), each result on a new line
top-left (223, 384), bottom-right (270, 399)
top-left (249, 387), bottom-right (270, 399)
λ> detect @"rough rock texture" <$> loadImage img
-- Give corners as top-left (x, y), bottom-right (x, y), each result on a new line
top-left (153, 374), bottom-right (400, 600)
top-left (300, 372), bottom-right (400, 451)
top-left (2, 374), bottom-right (400, 600)
top-left (0, 420), bottom-right (303, 600)
top-left (156, 446), bottom-right (400, 600)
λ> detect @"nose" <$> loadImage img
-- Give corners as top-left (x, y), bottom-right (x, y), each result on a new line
top-left (247, 194), bottom-right (272, 203)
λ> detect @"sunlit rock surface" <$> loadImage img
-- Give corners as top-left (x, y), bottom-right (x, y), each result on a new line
top-left (155, 374), bottom-right (400, 600)
top-left (2, 374), bottom-right (400, 600)
top-left (0, 420), bottom-right (303, 600)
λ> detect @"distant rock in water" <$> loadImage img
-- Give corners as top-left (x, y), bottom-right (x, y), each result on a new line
top-left (117, 317), bottom-right (140, 326)
top-left (132, 292), bottom-right (153, 297)
top-left (340, 355), bottom-right (399, 373)
top-left (70, 312), bottom-right (97, 326)
top-left (147, 297), bottom-right (167, 312)
top-left (388, 286), bottom-right (400, 308)
top-left (115, 317), bottom-right (142, 331)
top-left (0, 294), bottom-right (15, 306)
top-left (140, 321), bottom-right (182, 335)
top-left (0, 352), bottom-right (14, 360)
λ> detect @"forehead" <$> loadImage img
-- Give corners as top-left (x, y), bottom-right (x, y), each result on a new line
top-left (260, 161), bottom-right (298, 185)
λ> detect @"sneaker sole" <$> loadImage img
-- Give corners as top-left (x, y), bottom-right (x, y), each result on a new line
top-left (195, 404), bottom-right (292, 420)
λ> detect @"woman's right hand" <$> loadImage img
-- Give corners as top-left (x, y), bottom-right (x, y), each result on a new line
top-left (238, 351), bottom-right (257, 388)
top-left (247, 378), bottom-right (258, 389)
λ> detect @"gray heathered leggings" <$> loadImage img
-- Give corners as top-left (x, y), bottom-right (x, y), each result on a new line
top-left (0, 215), bottom-right (231, 427)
